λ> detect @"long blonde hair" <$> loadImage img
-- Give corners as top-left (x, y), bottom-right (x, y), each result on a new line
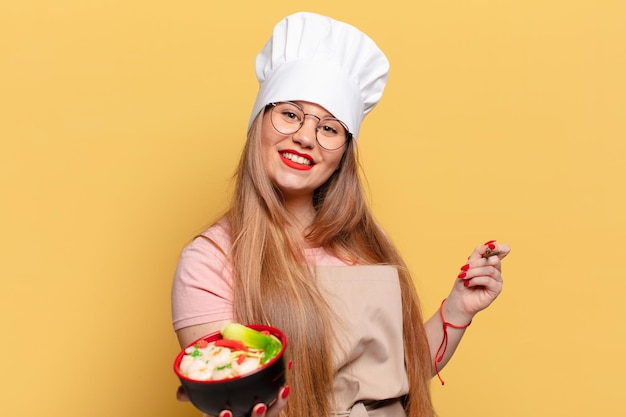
top-left (225, 109), bottom-right (435, 417)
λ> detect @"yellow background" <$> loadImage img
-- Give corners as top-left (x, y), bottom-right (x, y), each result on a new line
top-left (1, 1), bottom-right (624, 416)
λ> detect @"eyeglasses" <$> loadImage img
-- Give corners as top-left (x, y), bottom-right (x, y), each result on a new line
top-left (269, 102), bottom-right (352, 151)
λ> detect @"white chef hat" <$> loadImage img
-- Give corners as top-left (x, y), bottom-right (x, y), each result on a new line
top-left (248, 12), bottom-right (390, 139)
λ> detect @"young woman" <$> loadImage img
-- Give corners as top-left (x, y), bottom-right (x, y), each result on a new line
top-left (172, 12), bottom-right (510, 417)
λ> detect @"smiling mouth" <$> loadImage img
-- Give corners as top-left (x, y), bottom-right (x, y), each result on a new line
top-left (280, 151), bottom-right (313, 166)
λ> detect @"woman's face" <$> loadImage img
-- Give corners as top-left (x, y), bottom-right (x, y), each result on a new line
top-left (260, 101), bottom-right (347, 202)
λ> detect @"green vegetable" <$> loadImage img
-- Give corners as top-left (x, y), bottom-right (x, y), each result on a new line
top-left (221, 323), bottom-right (282, 364)
top-left (215, 363), bottom-right (232, 371)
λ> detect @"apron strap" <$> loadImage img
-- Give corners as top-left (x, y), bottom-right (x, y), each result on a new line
top-left (331, 402), bottom-right (369, 417)
top-left (332, 398), bottom-right (403, 417)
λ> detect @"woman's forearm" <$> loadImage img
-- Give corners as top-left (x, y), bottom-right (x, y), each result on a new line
top-left (424, 299), bottom-right (474, 378)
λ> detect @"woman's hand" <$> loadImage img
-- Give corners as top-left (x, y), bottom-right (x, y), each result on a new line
top-left (242, 386), bottom-right (290, 417)
top-left (446, 240), bottom-right (511, 322)
top-left (424, 240), bottom-right (511, 382)
top-left (175, 385), bottom-right (290, 417)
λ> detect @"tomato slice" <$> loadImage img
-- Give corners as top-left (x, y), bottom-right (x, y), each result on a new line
top-left (214, 339), bottom-right (248, 351)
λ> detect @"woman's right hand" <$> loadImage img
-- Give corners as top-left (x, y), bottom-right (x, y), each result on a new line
top-left (176, 385), bottom-right (290, 417)
top-left (175, 320), bottom-right (290, 417)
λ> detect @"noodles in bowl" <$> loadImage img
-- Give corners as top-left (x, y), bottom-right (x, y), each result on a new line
top-left (174, 324), bottom-right (287, 417)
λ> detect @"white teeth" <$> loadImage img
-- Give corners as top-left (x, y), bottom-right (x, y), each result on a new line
top-left (281, 152), bottom-right (312, 166)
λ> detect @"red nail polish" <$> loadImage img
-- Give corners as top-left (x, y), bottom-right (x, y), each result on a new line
top-left (281, 385), bottom-right (290, 399)
top-left (461, 263), bottom-right (470, 271)
top-left (457, 272), bottom-right (467, 279)
top-left (464, 280), bottom-right (471, 287)
top-left (484, 240), bottom-right (496, 245)
top-left (487, 243), bottom-right (496, 250)
top-left (223, 412), bottom-right (233, 417)
top-left (255, 404), bottom-right (267, 414)
top-left (288, 360), bottom-right (293, 370)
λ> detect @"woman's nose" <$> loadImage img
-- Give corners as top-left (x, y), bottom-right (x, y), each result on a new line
top-left (292, 117), bottom-right (318, 148)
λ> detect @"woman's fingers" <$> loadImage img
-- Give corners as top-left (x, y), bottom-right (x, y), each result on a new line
top-left (458, 255), bottom-right (503, 278)
top-left (461, 271), bottom-right (503, 290)
top-left (266, 385), bottom-right (290, 417)
top-left (468, 241), bottom-right (511, 263)
top-left (448, 241), bottom-right (510, 314)
top-left (251, 403), bottom-right (268, 416)
top-left (178, 384), bottom-right (290, 417)
top-left (248, 385), bottom-right (290, 417)
top-left (275, 385), bottom-right (290, 407)
top-left (490, 242), bottom-right (511, 260)
top-left (457, 246), bottom-right (505, 292)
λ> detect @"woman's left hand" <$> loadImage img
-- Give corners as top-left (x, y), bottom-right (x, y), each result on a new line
top-left (447, 240), bottom-right (511, 320)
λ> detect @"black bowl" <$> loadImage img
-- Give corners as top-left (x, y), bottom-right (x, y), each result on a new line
top-left (173, 324), bottom-right (287, 417)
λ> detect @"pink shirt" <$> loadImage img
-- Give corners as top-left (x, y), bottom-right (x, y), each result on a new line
top-left (171, 221), bottom-right (348, 331)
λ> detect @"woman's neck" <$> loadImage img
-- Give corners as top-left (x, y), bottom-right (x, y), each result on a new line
top-left (283, 195), bottom-right (316, 236)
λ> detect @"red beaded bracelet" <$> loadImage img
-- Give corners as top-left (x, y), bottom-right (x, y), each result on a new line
top-left (435, 298), bottom-right (472, 385)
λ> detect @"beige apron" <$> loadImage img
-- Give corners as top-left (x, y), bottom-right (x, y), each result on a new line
top-left (316, 265), bottom-right (409, 417)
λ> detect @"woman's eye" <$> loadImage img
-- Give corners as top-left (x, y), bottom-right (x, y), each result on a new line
top-left (321, 125), bottom-right (339, 135)
top-left (284, 112), bottom-right (299, 121)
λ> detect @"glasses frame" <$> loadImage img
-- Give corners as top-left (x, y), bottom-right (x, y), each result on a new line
top-left (268, 102), bottom-right (352, 151)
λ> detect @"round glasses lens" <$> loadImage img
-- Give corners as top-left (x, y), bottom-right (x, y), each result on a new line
top-left (316, 118), bottom-right (348, 150)
top-left (271, 102), bottom-right (304, 135)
